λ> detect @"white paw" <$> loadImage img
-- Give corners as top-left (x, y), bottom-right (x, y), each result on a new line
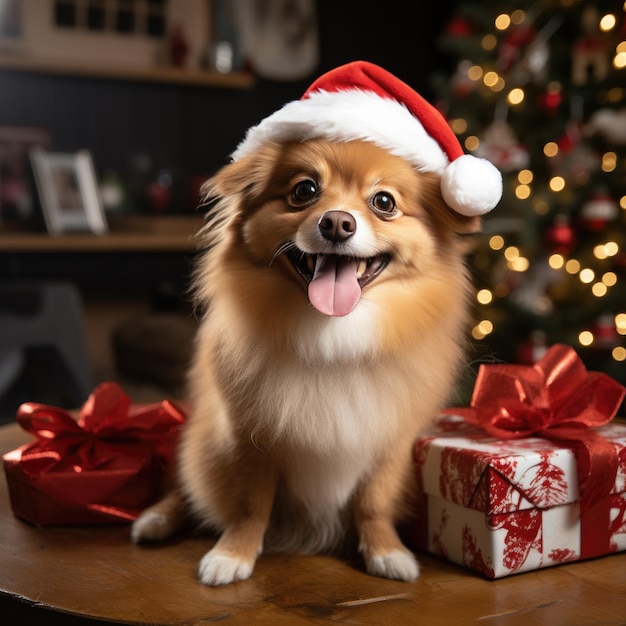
top-left (365, 548), bottom-right (420, 582)
top-left (198, 550), bottom-right (254, 586)
top-left (131, 511), bottom-right (173, 544)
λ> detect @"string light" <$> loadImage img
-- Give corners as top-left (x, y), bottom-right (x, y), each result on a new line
top-left (548, 254), bottom-right (564, 269)
top-left (594, 242), bottom-right (620, 258)
top-left (615, 42), bottom-right (626, 69)
top-left (518, 170), bottom-right (533, 184)
top-left (465, 135), bottom-right (480, 151)
top-left (489, 235), bottom-right (505, 250)
top-left (579, 331), bottom-right (594, 346)
top-left (543, 142), bottom-right (559, 157)
top-left (472, 320), bottom-right (494, 340)
top-left (482, 35), bottom-right (497, 51)
top-left (451, 118), bottom-right (468, 134)
top-left (579, 268), bottom-right (595, 284)
top-left (495, 14), bottom-right (511, 30)
top-left (616, 313), bottom-right (626, 335)
top-left (549, 176), bottom-right (565, 192)
top-left (511, 10), bottom-right (525, 25)
top-left (613, 347), bottom-right (626, 362)
top-left (599, 14), bottom-right (617, 31)
top-left (603, 272), bottom-right (618, 287)
top-left (507, 87), bottom-right (525, 105)
top-left (565, 259), bottom-right (581, 274)
top-left (602, 152), bottom-right (617, 172)
top-left (592, 283), bottom-right (608, 297)
top-left (468, 65), bottom-right (483, 81)
top-left (476, 289), bottom-right (493, 305)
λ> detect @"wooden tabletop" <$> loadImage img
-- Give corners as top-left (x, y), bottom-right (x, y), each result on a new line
top-left (1, 421), bottom-right (625, 625)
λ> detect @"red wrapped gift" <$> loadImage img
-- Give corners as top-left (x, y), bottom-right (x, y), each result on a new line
top-left (2, 382), bottom-right (186, 526)
top-left (412, 345), bottom-right (626, 578)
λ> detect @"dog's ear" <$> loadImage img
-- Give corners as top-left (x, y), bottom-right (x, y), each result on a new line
top-left (419, 172), bottom-right (481, 235)
top-left (200, 144), bottom-right (283, 208)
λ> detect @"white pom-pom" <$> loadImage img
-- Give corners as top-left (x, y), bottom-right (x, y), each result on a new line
top-left (441, 154), bottom-right (502, 216)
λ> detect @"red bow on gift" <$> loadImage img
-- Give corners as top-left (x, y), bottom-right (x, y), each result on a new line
top-left (443, 344), bottom-right (625, 511)
top-left (8, 382), bottom-right (187, 524)
top-left (17, 382), bottom-right (186, 475)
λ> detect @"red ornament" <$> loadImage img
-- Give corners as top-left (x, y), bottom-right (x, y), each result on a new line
top-left (445, 16), bottom-right (473, 37)
top-left (539, 89), bottom-right (562, 115)
top-left (591, 313), bottom-right (618, 349)
top-left (580, 191), bottom-right (618, 231)
top-left (545, 214), bottom-right (575, 254)
top-left (516, 331), bottom-right (548, 365)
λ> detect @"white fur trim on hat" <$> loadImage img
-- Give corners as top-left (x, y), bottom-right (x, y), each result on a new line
top-left (232, 89), bottom-right (449, 174)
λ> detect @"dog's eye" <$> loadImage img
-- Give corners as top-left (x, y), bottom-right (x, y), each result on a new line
top-left (370, 191), bottom-right (397, 217)
top-left (290, 180), bottom-right (318, 206)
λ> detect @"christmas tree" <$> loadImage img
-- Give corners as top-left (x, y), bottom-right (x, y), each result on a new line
top-left (431, 0), bottom-right (626, 393)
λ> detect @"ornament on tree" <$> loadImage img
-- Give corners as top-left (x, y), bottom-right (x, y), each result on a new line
top-left (579, 190), bottom-right (619, 231)
top-left (473, 119), bottom-right (530, 172)
top-left (444, 15), bottom-right (474, 38)
top-left (450, 60), bottom-right (478, 97)
top-left (591, 313), bottom-right (619, 350)
top-left (516, 330), bottom-right (548, 365)
top-left (509, 256), bottom-right (557, 315)
top-left (550, 120), bottom-right (599, 186)
top-left (583, 108), bottom-right (626, 145)
top-left (538, 82), bottom-right (562, 116)
top-left (545, 214), bottom-right (575, 255)
top-left (571, 6), bottom-right (609, 86)
top-left (505, 14), bottom-right (563, 86)
top-left (498, 21), bottom-right (537, 73)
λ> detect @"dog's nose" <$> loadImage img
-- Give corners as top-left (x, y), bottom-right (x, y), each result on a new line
top-left (318, 211), bottom-right (356, 243)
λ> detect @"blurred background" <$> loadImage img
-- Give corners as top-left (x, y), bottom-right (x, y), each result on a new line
top-left (0, 0), bottom-right (624, 420)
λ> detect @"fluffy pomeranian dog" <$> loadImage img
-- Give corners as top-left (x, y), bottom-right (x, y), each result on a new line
top-left (131, 61), bottom-right (501, 586)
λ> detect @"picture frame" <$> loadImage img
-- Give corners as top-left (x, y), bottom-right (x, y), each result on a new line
top-left (29, 148), bottom-right (108, 235)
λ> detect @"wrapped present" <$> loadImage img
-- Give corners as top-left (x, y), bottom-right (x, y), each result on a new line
top-left (412, 344), bottom-right (626, 578)
top-left (2, 382), bottom-right (186, 526)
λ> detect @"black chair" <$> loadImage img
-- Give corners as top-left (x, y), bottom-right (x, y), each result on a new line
top-left (0, 281), bottom-right (94, 421)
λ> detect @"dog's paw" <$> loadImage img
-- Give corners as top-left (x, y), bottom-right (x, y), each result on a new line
top-left (364, 548), bottom-right (420, 582)
top-left (131, 511), bottom-right (175, 544)
top-left (198, 550), bottom-right (254, 586)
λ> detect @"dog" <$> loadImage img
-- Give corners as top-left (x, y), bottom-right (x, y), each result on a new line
top-left (131, 61), bottom-right (501, 587)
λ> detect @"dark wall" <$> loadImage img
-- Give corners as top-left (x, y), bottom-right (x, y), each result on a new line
top-left (0, 2), bottom-right (457, 212)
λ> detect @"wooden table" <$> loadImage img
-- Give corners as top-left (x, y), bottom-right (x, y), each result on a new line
top-left (1, 422), bottom-right (625, 625)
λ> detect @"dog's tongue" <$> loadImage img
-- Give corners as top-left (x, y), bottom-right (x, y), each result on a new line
top-left (308, 255), bottom-right (361, 317)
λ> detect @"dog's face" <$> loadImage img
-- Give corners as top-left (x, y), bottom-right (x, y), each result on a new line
top-left (201, 139), bottom-right (479, 321)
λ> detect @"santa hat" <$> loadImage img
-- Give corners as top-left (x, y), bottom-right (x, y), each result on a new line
top-left (232, 60), bottom-right (502, 217)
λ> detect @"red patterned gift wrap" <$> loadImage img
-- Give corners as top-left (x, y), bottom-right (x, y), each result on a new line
top-left (412, 345), bottom-right (626, 579)
top-left (2, 382), bottom-right (186, 526)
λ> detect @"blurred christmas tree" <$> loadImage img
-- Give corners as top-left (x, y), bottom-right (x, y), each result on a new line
top-left (431, 0), bottom-right (626, 389)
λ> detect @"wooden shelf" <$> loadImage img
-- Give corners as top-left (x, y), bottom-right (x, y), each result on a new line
top-left (0, 215), bottom-right (204, 252)
top-left (0, 54), bottom-right (254, 89)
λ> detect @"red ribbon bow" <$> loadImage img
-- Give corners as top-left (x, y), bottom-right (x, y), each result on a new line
top-left (443, 344), bottom-right (625, 511)
top-left (17, 382), bottom-right (186, 475)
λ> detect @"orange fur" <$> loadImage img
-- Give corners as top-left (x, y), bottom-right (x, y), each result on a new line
top-left (131, 139), bottom-right (479, 586)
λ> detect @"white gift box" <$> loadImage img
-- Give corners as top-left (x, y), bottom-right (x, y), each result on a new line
top-left (412, 415), bottom-right (626, 578)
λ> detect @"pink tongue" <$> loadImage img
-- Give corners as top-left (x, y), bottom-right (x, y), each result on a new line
top-left (308, 256), bottom-right (362, 317)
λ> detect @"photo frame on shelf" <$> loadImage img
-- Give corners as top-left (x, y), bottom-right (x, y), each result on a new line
top-left (29, 148), bottom-right (108, 235)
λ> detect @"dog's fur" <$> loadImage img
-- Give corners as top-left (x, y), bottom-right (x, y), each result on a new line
top-left (131, 139), bottom-right (479, 586)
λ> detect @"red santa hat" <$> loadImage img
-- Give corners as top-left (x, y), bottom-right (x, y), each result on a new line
top-left (232, 60), bottom-right (502, 217)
